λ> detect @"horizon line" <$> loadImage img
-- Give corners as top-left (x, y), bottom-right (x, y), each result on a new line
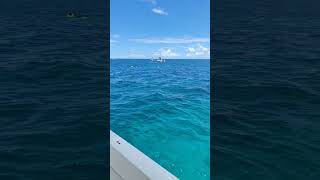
top-left (110, 58), bottom-right (210, 60)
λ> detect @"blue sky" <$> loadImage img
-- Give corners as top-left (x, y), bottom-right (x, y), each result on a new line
top-left (111, 0), bottom-right (210, 59)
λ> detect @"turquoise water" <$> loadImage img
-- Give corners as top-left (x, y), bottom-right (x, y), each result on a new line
top-left (110, 59), bottom-right (210, 180)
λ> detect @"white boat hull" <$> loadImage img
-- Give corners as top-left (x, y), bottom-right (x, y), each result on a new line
top-left (110, 131), bottom-right (178, 180)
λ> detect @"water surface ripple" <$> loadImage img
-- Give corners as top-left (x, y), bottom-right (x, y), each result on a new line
top-left (213, 0), bottom-right (320, 179)
top-left (111, 59), bottom-right (210, 180)
top-left (0, 1), bottom-right (108, 179)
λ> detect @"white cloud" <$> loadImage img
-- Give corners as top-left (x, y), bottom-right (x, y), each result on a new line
top-left (129, 37), bottom-right (209, 44)
top-left (152, 7), bottom-right (168, 15)
top-left (153, 48), bottom-right (178, 58)
top-left (186, 44), bottom-right (210, 57)
top-left (142, 0), bottom-right (156, 5)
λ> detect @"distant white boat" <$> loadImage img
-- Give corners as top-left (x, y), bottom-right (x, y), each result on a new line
top-left (151, 57), bottom-right (165, 63)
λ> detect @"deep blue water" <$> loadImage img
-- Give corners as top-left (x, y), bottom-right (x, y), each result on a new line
top-left (212, 0), bottom-right (320, 179)
top-left (111, 59), bottom-right (210, 180)
top-left (0, 1), bottom-right (108, 179)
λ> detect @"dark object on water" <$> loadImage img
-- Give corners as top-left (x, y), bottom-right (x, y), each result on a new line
top-left (66, 12), bottom-right (75, 18)
top-left (66, 12), bottom-right (88, 19)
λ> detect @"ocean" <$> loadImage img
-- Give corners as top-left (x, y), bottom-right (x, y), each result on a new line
top-left (110, 59), bottom-right (210, 180)
top-left (0, 0), bottom-right (108, 179)
top-left (212, 0), bottom-right (320, 179)
top-left (1, 0), bottom-right (320, 179)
